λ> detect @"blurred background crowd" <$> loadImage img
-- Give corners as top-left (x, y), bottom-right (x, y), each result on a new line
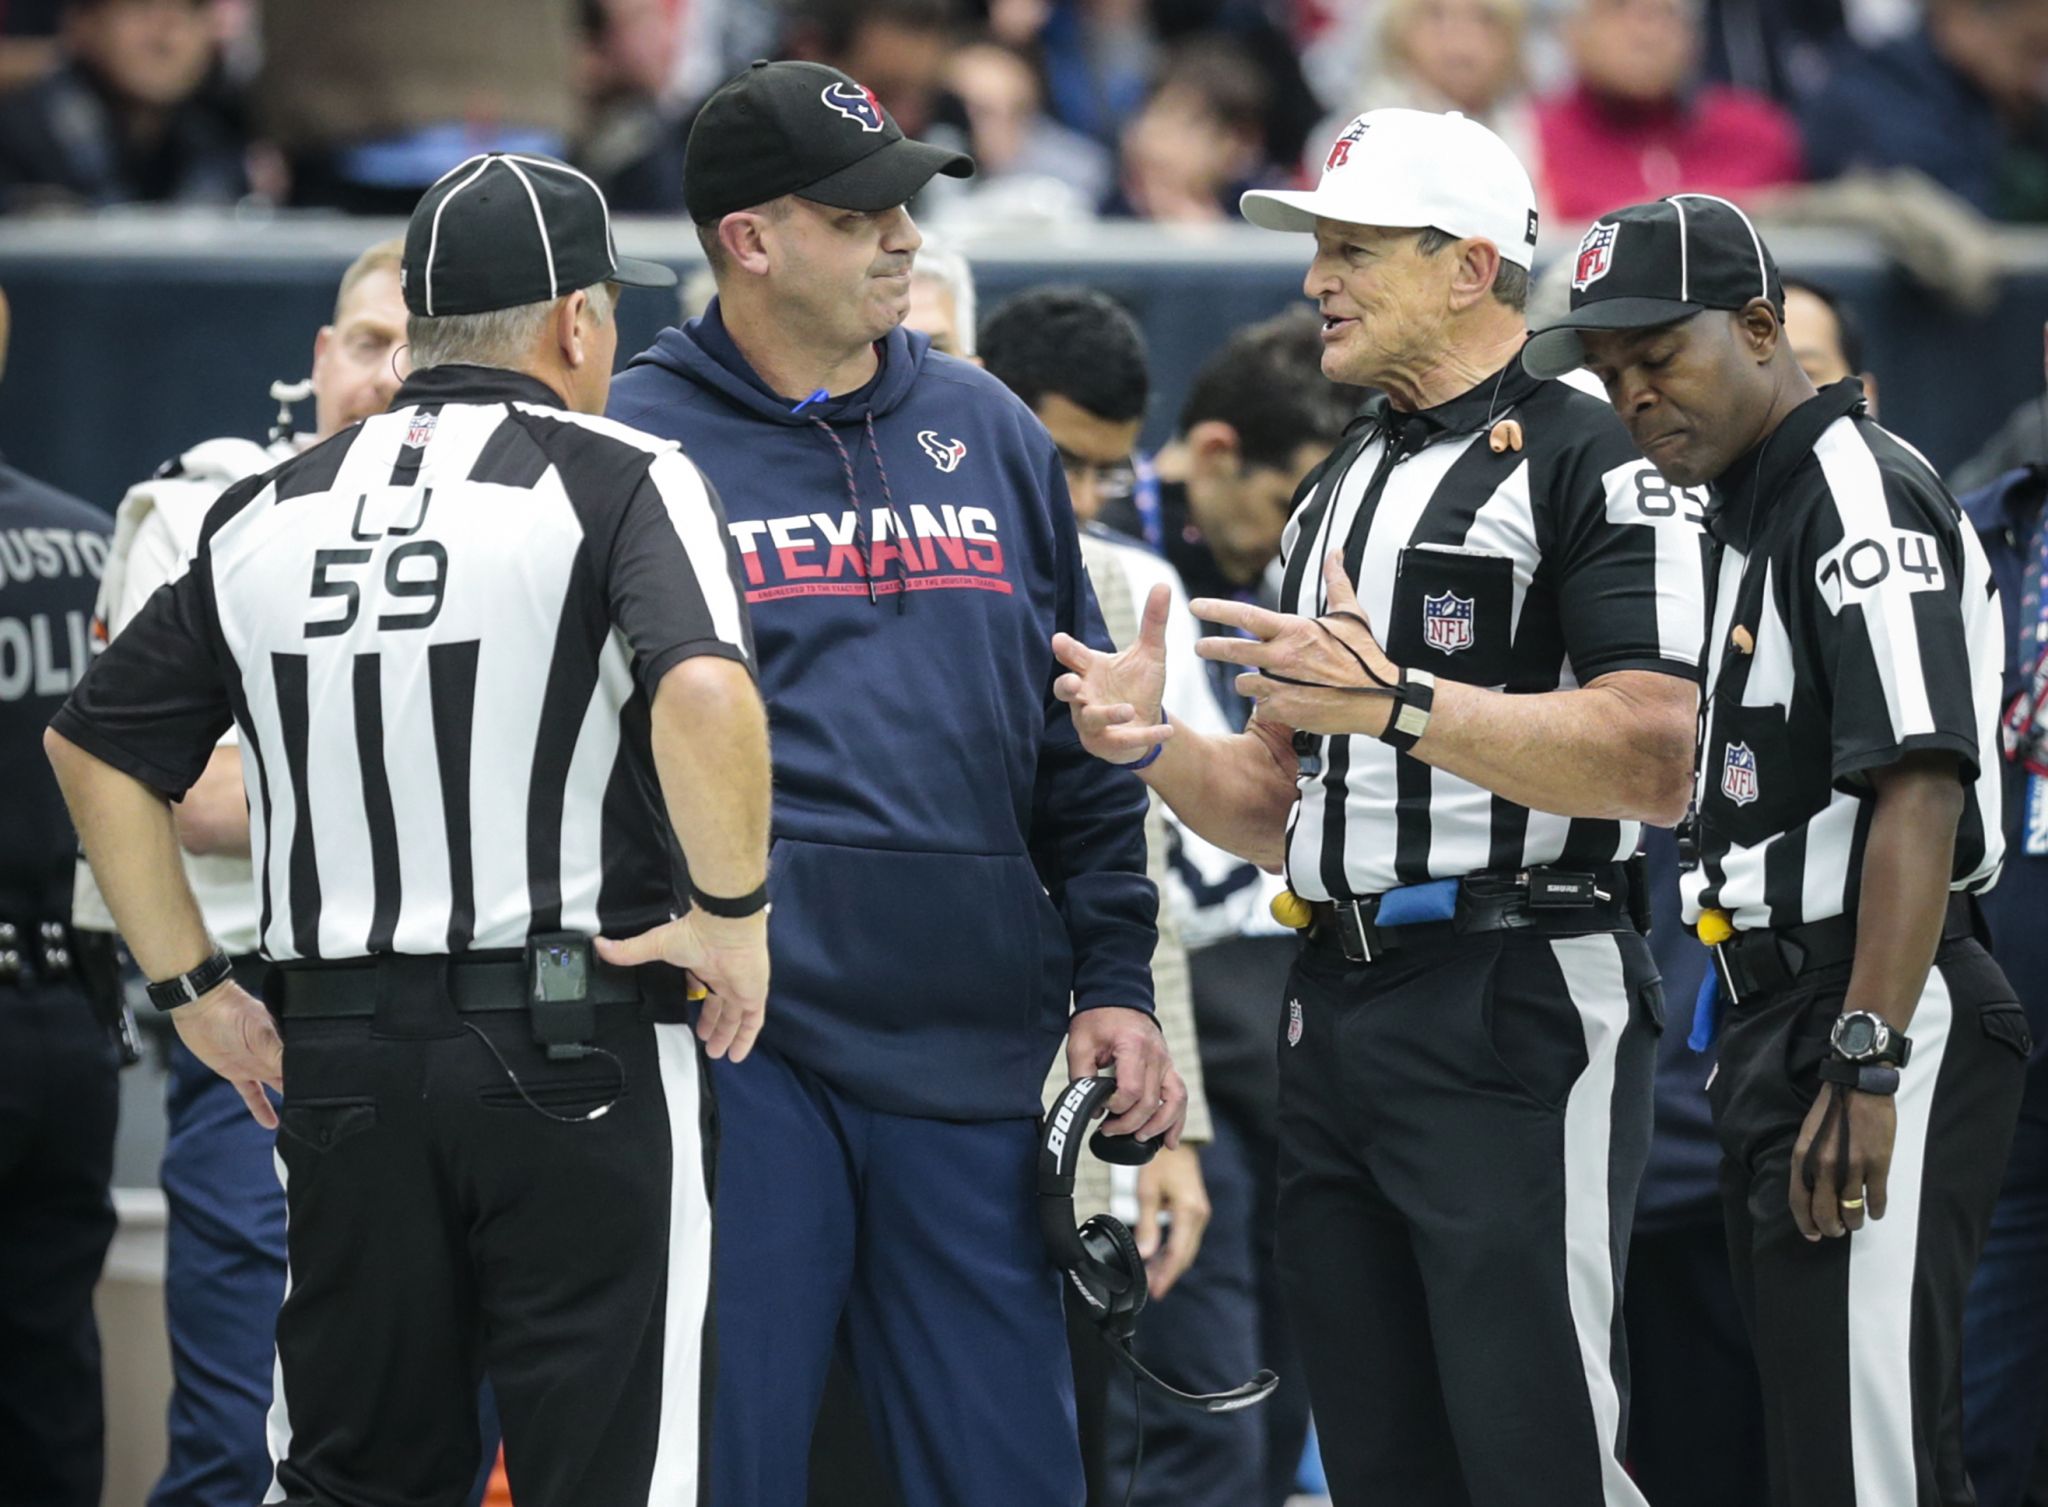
top-left (0, 0), bottom-right (2043, 235)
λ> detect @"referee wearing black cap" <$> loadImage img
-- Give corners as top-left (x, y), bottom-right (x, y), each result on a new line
top-left (47, 153), bottom-right (770, 1506)
top-left (1527, 194), bottom-right (2026, 1507)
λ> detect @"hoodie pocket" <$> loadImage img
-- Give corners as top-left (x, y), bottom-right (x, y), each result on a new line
top-left (767, 840), bottom-right (1067, 1032)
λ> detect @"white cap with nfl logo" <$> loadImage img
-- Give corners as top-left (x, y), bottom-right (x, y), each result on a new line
top-left (1240, 108), bottom-right (1540, 270)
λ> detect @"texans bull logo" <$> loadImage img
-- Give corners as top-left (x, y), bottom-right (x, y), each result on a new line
top-left (918, 430), bottom-right (967, 472)
top-left (821, 81), bottom-right (886, 132)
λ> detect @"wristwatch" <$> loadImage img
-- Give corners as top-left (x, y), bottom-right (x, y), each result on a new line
top-left (145, 946), bottom-right (234, 1012)
top-left (1829, 1009), bottom-right (1912, 1069)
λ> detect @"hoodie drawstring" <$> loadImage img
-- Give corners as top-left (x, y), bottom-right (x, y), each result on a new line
top-left (808, 416), bottom-right (912, 612)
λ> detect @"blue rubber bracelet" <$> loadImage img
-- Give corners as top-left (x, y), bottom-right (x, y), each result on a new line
top-left (1127, 713), bottom-right (1166, 771)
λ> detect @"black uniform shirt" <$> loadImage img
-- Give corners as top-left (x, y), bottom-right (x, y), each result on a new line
top-left (1684, 380), bottom-right (2005, 929)
top-left (0, 461), bottom-right (109, 919)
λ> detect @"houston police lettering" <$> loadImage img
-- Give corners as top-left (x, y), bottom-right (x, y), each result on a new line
top-left (727, 503), bottom-right (1010, 601)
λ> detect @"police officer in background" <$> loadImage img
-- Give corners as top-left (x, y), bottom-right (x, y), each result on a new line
top-left (47, 153), bottom-right (768, 1504)
top-left (1528, 194), bottom-right (2022, 1507)
top-left (1053, 108), bottom-right (1705, 1506)
top-left (0, 284), bottom-right (119, 1507)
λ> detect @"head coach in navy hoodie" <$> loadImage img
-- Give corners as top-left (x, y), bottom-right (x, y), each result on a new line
top-left (607, 59), bottom-right (1186, 1507)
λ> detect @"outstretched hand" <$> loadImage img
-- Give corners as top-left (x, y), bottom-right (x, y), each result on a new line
top-left (1192, 551), bottom-right (1401, 737)
top-left (1052, 582), bottom-right (1174, 767)
top-left (598, 910), bottom-right (770, 1062)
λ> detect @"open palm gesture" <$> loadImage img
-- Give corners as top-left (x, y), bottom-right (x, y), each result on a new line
top-left (1051, 582), bottom-right (1174, 767)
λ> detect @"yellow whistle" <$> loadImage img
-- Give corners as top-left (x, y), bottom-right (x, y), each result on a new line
top-left (1696, 908), bottom-right (1735, 946)
top-left (1270, 889), bottom-right (1314, 930)
top-left (687, 981), bottom-right (709, 1001)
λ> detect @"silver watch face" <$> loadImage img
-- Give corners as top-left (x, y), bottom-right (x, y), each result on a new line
top-left (1831, 1011), bottom-right (1886, 1061)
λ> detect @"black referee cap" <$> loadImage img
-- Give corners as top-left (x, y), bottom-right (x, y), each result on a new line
top-left (684, 60), bottom-right (974, 224)
top-left (402, 153), bottom-right (677, 318)
top-left (1522, 195), bottom-right (1783, 380)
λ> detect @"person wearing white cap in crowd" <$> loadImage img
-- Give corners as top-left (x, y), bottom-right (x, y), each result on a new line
top-left (1049, 106), bottom-right (1709, 1506)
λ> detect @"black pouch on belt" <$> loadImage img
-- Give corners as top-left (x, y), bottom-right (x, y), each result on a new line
top-left (73, 928), bottom-right (142, 1065)
top-left (527, 933), bottom-right (597, 1061)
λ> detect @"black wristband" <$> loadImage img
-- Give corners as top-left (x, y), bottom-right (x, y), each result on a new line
top-left (1818, 1058), bottom-right (1901, 1095)
top-left (145, 946), bottom-right (234, 1012)
top-left (1378, 669), bottom-right (1435, 754)
top-left (690, 880), bottom-right (769, 919)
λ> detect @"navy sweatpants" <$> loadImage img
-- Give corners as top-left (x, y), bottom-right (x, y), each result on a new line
top-left (711, 1046), bottom-right (1083, 1507)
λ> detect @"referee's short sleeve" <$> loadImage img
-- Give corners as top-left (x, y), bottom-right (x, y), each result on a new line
top-left (51, 556), bottom-right (233, 798)
top-left (1550, 436), bottom-right (1709, 682)
top-left (1793, 452), bottom-right (1983, 788)
top-left (607, 449), bottom-right (754, 696)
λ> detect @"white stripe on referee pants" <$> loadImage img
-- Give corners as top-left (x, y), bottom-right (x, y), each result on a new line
top-left (645, 1021), bottom-right (714, 1503)
top-left (1847, 963), bottom-right (1952, 1507)
top-left (1551, 934), bottom-right (1651, 1507)
top-left (262, 1149), bottom-right (292, 1504)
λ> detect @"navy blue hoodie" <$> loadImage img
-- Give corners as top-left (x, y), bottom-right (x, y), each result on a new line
top-left (609, 304), bottom-right (1156, 1119)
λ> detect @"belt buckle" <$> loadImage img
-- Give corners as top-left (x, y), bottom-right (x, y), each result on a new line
top-left (1334, 899), bottom-right (1381, 964)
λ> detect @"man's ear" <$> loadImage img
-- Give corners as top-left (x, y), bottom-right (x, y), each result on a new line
top-left (721, 212), bottom-right (775, 277)
top-left (1858, 370), bottom-right (1880, 419)
top-left (556, 290), bottom-right (590, 368)
top-left (1739, 297), bottom-right (1782, 363)
top-left (1446, 238), bottom-right (1503, 314)
top-left (1186, 418), bottom-right (1243, 477)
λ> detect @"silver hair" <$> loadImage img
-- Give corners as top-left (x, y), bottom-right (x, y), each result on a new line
top-left (406, 281), bottom-right (616, 372)
top-left (911, 239), bottom-right (978, 358)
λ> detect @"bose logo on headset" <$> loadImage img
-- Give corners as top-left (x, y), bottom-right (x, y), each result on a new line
top-left (1045, 1078), bottom-right (1095, 1163)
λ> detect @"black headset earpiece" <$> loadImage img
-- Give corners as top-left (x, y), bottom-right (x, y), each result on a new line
top-left (1038, 1074), bottom-right (1280, 1417)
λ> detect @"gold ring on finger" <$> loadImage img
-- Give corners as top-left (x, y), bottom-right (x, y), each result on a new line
top-left (1840, 1197), bottom-right (1865, 1210)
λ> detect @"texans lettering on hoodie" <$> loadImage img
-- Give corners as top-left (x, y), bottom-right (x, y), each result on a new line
top-left (729, 503), bottom-right (1007, 600)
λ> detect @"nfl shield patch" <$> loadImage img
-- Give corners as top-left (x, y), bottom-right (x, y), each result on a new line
top-left (1573, 222), bottom-right (1618, 292)
top-left (1287, 997), bottom-right (1303, 1047)
top-left (1422, 591), bottom-right (1475, 654)
top-left (1721, 742), bottom-right (1760, 806)
top-left (404, 412), bottom-right (437, 448)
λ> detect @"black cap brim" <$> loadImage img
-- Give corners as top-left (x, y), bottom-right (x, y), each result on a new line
top-left (796, 136), bottom-right (974, 212)
top-left (611, 254), bottom-right (679, 289)
top-left (1522, 298), bottom-right (1706, 379)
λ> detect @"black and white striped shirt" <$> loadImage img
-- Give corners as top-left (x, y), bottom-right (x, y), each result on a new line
top-left (1278, 361), bottom-right (1707, 901)
top-left (54, 364), bottom-right (753, 960)
top-left (1683, 380), bottom-right (2003, 929)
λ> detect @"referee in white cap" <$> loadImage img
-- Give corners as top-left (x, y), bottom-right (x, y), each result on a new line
top-left (1051, 109), bottom-right (1708, 1505)
top-left (46, 152), bottom-right (768, 1505)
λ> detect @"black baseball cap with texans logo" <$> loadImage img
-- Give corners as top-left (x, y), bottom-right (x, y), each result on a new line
top-left (402, 152), bottom-right (676, 318)
top-left (685, 60), bottom-right (975, 224)
top-left (1521, 194), bottom-right (1784, 380)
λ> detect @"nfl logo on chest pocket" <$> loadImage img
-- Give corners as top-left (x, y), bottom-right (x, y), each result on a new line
top-left (1422, 591), bottom-right (1475, 654)
top-left (1721, 742), bottom-right (1760, 806)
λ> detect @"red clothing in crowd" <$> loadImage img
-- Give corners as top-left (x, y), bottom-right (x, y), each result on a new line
top-left (1535, 82), bottom-right (1804, 225)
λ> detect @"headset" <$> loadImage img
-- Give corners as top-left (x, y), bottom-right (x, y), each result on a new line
top-left (1038, 1073), bottom-right (1280, 1415)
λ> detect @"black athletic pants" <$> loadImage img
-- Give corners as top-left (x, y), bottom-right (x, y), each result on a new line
top-left (267, 968), bottom-right (712, 1506)
top-left (1277, 925), bottom-right (1661, 1507)
top-left (1711, 937), bottom-right (2030, 1507)
top-left (0, 977), bottom-right (118, 1507)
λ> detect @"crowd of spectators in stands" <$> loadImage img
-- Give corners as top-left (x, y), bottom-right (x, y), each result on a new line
top-left (0, 0), bottom-right (2044, 235)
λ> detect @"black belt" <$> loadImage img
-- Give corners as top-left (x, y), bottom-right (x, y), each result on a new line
top-left (1712, 892), bottom-right (1981, 1000)
top-left (1305, 862), bottom-right (1638, 965)
top-left (272, 950), bottom-right (645, 1020)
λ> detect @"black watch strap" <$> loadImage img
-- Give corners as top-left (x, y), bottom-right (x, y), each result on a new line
top-left (1379, 669), bottom-right (1435, 755)
top-left (690, 880), bottom-right (769, 920)
top-left (145, 947), bottom-right (234, 1012)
